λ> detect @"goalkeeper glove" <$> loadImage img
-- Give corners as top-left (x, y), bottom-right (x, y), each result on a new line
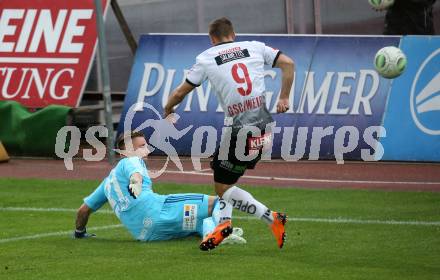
top-left (73, 228), bottom-right (96, 239)
top-left (128, 178), bottom-right (142, 199)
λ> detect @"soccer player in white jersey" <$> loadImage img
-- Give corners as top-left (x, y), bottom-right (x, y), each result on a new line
top-left (73, 131), bottom-right (246, 245)
top-left (164, 17), bottom-right (294, 250)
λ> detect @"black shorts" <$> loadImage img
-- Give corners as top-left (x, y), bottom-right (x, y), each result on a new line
top-left (210, 132), bottom-right (271, 185)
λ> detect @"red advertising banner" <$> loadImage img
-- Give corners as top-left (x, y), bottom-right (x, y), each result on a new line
top-left (0, 0), bottom-right (109, 108)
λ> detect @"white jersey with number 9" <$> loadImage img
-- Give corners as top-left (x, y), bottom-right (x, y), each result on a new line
top-left (186, 40), bottom-right (280, 132)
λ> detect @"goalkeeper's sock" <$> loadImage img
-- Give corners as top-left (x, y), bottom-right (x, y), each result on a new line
top-left (73, 228), bottom-right (96, 239)
top-left (74, 228), bottom-right (87, 238)
top-left (211, 197), bottom-right (220, 225)
top-left (222, 186), bottom-right (274, 225)
top-left (202, 217), bottom-right (216, 238)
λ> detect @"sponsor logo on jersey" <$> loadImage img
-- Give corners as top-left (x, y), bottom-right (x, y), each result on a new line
top-left (248, 133), bottom-right (272, 150)
top-left (182, 204), bottom-right (197, 231)
top-left (215, 49), bottom-right (250, 65)
top-left (138, 217), bottom-right (153, 240)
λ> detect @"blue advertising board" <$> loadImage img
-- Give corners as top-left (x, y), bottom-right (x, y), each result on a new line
top-left (118, 34), bottom-right (400, 160)
top-left (381, 36), bottom-right (440, 161)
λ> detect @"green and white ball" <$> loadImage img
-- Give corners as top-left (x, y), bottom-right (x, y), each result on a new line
top-left (368, 0), bottom-right (394, 9)
top-left (374, 46), bottom-right (407, 79)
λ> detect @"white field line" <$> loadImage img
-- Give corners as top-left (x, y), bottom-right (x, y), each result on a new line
top-left (1, 207), bottom-right (439, 227)
top-left (0, 224), bottom-right (123, 244)
top-left (159, 170), bottom-right (440, 185)
top-left (234, 216), bottom-right (440, 226)
top-left (0, 207), bottom-right (113, 214)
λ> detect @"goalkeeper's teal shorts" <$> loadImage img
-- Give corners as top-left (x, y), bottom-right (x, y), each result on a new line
top-left (123, 193), bottom-right (210, 241)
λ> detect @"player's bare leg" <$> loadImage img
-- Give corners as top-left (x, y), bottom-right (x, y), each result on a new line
top-left (207, 195), bottom-right (216, 216)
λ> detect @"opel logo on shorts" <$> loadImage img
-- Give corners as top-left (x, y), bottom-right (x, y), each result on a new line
top-left (410, 48), bottom-right (440, 135)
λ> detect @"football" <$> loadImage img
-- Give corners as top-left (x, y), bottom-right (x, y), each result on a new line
top-left (374, 46), bottom-right (407, 79)
top-left (368, 0), bottom-right (394, 10)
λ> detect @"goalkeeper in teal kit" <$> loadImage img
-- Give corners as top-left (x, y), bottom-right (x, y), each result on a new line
top-left (73, 131), bottom-right (245, 244)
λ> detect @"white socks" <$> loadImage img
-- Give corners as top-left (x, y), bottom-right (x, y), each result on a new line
top-left (218, 198), bottom-right (233, 224)
top-left (221, 186), bottom-right (274, 225)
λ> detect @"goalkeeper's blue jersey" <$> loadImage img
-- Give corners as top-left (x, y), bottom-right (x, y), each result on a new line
top-left (83, 156), bottom-right (210, 241)
top-left (85, 156), bottom-right (153, 213)
top-left (84, 157), bottom-right (165, 239)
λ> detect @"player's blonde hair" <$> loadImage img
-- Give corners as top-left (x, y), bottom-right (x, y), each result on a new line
top-left (209, 17), bottom-right (234, 39)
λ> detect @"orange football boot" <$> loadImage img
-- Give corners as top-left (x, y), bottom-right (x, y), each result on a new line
top-left (270, 212), bottom-right (287, 249)
top-left (200, 220), bottom-right (233, 251)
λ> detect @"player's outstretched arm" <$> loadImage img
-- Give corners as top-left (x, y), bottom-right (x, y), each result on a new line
top-left (274, 53), bottom-right (295, 113)
top-left (73, 203), bottom-right (96, 238)
top-left (164, 81), bottom-right (195, 119)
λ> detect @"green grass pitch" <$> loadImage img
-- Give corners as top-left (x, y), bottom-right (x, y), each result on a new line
top-left (0, 178), bottom-right (439, 279)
